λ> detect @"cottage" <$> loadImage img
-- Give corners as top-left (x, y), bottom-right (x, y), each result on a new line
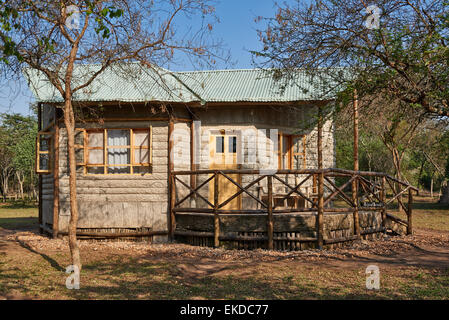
top-left (26, 63), bottom-right (413, 250)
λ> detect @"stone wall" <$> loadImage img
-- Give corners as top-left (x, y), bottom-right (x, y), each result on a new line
top-left (177, 104), bottom-right (335, 210)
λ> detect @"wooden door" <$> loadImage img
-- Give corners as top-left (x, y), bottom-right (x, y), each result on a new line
top-left (209, 134), bottom-right (241, 210)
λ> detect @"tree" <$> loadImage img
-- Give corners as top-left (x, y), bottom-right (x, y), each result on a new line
top-left (335, 91), bottom-right (428, 179)
top-left (0, 0), bottom-right (225, 271)
top-left (410, 124), bottom-right (449, 193)
top-left (11, 121), bottom-right (38, 199)
top-left (336, 127), bottom-right (393, 174)
top-left (0, 126), bottom-right (14, 201)
top-left (0, 113), bottom-right (38, 200)
top-left (253, 0), bottom-right (449, 117)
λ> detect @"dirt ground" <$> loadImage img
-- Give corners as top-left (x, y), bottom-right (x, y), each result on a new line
top-left (1, 223), bottom-right (448, 299)
top-left (1, 197), bottom-right (448, 299)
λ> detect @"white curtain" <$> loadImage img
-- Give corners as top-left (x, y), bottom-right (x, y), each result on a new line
top-left (107, 130), bottom-right (130, 173)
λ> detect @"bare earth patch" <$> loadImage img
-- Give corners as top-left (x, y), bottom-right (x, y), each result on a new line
top-left (1, 198), bottom-right (448, 299)
top-left (1, 227), bottom-right (448, 300)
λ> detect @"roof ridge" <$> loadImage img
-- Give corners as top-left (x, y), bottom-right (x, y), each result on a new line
top-left (175, 68), bottom-right (268, 74)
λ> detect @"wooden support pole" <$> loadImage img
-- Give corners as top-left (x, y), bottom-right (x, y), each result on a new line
top-left (38, 103), bottom-right (43, 234)
top-left (52, 119), bottom-right (60, 239)
top-left (168, 117), bottom-right (175, 240)
top-left (169, 174), bottom-right (176, 240)
top-left (352, 89), bottom-right (361, 239)
top-left (213, 171), bottom-right (220, 248)
top-left (352, 178), bottom-right (361, 239)
top-left (190, 120), bottom-right (197, 195)
top-left (317, 172), bottom-right (324, 248)
top-left (267, 175), bottom-right (274, 250)
top-left (407, 188), bottom-right (413, 235)
top-left (353, 89), bottom-right (359, 172)
top-left (317, 106), bottom-right (324, 249)
top-left (381, 176), bottom-right (387, 230)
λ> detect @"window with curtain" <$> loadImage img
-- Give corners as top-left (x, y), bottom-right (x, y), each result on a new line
top-left (84, 128), bottom-right (152, 175)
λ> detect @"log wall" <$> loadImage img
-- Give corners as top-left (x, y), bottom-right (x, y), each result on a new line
top-left (57, 120), bottom-right (170, 242)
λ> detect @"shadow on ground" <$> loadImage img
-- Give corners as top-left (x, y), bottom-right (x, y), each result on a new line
top-left (0, 217), bottom-right (38, 231)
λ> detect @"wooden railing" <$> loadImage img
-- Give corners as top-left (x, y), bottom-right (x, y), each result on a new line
top-left (169, 168), bottom-right (418, 249)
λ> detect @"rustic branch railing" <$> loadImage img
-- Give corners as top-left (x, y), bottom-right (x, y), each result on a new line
top-left (169, 168), bottom-right (418, 249)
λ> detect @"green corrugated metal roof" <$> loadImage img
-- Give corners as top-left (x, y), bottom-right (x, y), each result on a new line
top-left (24, 63), bottom-right (342, 104)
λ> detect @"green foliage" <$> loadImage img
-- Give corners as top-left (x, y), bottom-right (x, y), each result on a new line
top-left (94, 6), bottom-right (123, 39)
top-left (335, 129), bottom-right (393, 185)
top-left (0, 1), bottom-right (124, 62)
top-left (0, 113), bottom-right (38, 194)
top-left (336, 115), bottom-right (449, 191)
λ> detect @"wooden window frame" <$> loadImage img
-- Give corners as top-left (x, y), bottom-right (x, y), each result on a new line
top-left (82, 127), bottom-right (153, 175)
top-left (75, 128), bottom-right (87, 167)
top-left (292, 134), bottom-right (307, 169)
top-left (277, 133), bottom-right (307, 170)
top-left (36, 131), bottom-right (53, 174)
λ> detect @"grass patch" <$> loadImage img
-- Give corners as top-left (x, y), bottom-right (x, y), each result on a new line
top-left (0, 204), bottom-right (38, 230)
top-left (336, 196), bottom-right (449, 232)
top-left (2, 250), bottom-right (448, 300)
top-left (393, 196), bottom-right (449, 232)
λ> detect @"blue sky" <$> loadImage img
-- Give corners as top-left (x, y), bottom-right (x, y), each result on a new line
top-left (0, 0), bottom-right (281, 116)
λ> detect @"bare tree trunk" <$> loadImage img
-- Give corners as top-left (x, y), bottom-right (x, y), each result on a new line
top-left (439, 181), bottom-right (449, 203)
top-left (431, 177), bottom-right (434, 198)
top-left (391, 147), bottom-right (405, 213)
top-left (16, 171), bottom-right (24, 199)
top-left (417, 160), bottom-right (425, 196)
top-left (1, 167), bottom-right (12, 202)
top-left (63, 99), bottom-right (81, 271)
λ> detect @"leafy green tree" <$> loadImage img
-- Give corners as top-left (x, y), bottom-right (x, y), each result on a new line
top-left (0, 113), bottom-right (37, 199)
top-left (11, 121), bottom-right (38, 199)
top-left (0, 126), bottom-right (14, 201)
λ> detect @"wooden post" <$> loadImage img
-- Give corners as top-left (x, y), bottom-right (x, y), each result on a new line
top-left (38, 103), bottom-right (43, 234)
top-left (267, 175), bottom-right (273, 250)
top-left (213, 171), bottom-right (220, 248)
top-left (317, 106), bottom-right (324, 249)
top-left (170, 174), bottom-right (176, 240)
top-left (381, 176), bottom-right (387, 230)
top-left (317, 172), bottom-right (324, 249)
top-left (407, 188), bottom-right (413, 235)
top-left (168, 117), bottom-right (175, 240)
top-left (353, 89), bottom-right (359, 172)
top-left (190, 120), bottom-right (197, 195)
top-left (52, 119), bottom-right (60, 238)
top-left (352, 89), bottom-right (361, 239)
